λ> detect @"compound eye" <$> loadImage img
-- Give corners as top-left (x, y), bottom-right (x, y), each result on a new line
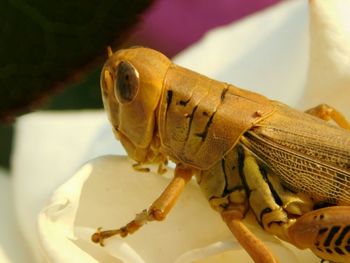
top-left (114, 61), bottom-right (139, 104)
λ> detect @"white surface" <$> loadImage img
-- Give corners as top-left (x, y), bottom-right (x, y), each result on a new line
top-left (11, 111), bottom-right (123, 262)
top-left (0, 169), bottom-right (32, 263)
top-left (301, 0), bottom-right (350, 117)
top-left (6, 0), bottom-right (350, 262)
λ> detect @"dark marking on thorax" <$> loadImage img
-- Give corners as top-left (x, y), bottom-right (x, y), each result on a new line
top-left (221, 86), bottom-right (229, 102)
top-left (185, 105), bottom-right (198, 141)
top-left (166, 90), bottom-right (173, 112)
top-left (177, 98), bottom-right (191, 106)
top-left (194, 111), bottom-right (216, 141)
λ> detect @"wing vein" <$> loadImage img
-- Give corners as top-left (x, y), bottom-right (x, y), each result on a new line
top-left (241, 130), bottom-right (350, 204)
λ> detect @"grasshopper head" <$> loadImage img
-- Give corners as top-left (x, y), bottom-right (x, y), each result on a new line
top-left (101, 47), bottom-right (171, 163)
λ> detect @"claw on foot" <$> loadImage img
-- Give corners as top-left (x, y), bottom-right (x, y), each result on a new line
top-left (91, 227), bottom-right (127, 246)
top-left (91, 227), bottom-right (105, 246)
top-left (91, 210), bottom-right (151, 246)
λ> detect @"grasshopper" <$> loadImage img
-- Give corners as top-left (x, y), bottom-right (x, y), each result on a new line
top-left (92, 47), bottom-right (350, 263)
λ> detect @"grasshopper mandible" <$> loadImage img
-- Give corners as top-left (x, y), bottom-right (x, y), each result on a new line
top-left (92, 47), bottom-right (350, 263)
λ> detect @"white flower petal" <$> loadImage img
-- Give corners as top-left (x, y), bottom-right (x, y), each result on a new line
top-left (0, 169), bottom-right (34, 263)
top-left (38, 156), bottom-right (318, 263)
top-left (12, 111), bottom-right (121, 262)
top-left (302, 0), bottom-right (350, 117)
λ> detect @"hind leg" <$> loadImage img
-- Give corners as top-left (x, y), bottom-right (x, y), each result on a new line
top-left (305, 104), bottom-right (350, 130)
top-left (288, 206), bottom-right (350, 263)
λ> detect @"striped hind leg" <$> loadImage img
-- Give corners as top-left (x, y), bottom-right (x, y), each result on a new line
top-left (288, 206), bottom-right (350, 263)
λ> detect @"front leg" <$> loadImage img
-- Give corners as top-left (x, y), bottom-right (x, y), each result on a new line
top-left (91, 164), bottom-right (194, 245)
top-left (288, 206), bottom-right (350, 263)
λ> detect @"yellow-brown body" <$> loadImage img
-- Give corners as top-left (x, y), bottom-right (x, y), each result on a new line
top-left (97, 47), bottom-right (350, 263)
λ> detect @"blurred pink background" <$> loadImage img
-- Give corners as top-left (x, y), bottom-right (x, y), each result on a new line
top-left (128, 0), bottom-right (280, 57)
